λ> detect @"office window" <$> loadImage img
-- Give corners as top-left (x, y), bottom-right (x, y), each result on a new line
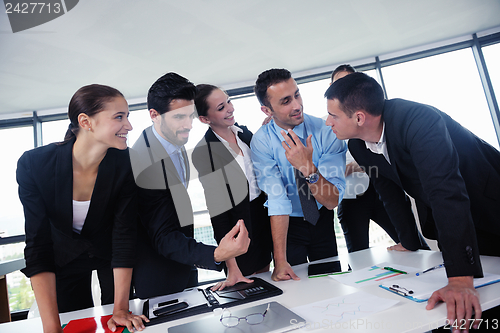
top-left (42, 118), bottom-right (69, 146)
top-left (230, 94), bottom-right (264, 134)
top-left (0, 126), bottom-right (34, 238)
top-left (482, 43), bottom-right (500, 144)
top-left (381, 48), bottom-right (499, 149)
top-left (0, 126), bottom-right (36, 312)
top-left (127, 109), bottom-right (151, 147)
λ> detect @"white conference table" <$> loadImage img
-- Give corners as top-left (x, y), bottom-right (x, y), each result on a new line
top-left (2, 246), bottom-right (500, 332)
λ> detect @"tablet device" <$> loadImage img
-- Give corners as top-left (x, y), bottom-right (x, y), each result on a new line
top-left (308, 260), bottom-right (351, 277)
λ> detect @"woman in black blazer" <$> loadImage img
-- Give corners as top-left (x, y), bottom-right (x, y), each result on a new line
top-left (193, 84), bottom-right (272, 288)
top-left (17, 85), bottom-right (147, 332)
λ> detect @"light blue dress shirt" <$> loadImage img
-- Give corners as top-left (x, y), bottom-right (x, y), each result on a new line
top-left (250, 113), bottom-right (346, 217)
top-left (152, 125), bottom-right (187, 188)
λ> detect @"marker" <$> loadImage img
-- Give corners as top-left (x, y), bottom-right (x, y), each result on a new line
top-left (383, 267), bottom-right (407, 274)
top-left (308, 271), bottom-right (352, 278)
top-left (416, 264), bottom-right (444, 276)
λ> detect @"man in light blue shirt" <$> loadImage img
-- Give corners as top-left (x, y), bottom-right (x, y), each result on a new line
top-left (251, 68), bottom-right (346, 282)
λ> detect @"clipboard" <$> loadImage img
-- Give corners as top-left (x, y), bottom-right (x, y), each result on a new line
top-left (143, 277), bottom-right (283, 326)
top-left (380, 269), bottom-right (500, 302)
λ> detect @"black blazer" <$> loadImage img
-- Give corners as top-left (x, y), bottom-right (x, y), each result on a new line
top-left (192, 124), bottom-right (253, 236)
top-left (130, 126), bottom-right (220, 299)
top-left (349, 99), bottom-right (500, 278)
top-left (17, 138), bottom-right (137, 278)
top-left (192, 125), bottom-right (273, 276)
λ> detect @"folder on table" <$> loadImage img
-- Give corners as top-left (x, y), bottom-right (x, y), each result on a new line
top-left (62, 314), bottom-right (128, 333)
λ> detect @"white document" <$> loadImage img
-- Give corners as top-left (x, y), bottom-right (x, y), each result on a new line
top-left (291, 291), bottom-right (399, 329)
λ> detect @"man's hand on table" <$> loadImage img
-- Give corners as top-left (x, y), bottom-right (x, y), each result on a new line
top-left (387, 243), bottom-right (410, 252)
top-left (271, 260), bottom-right (300, 282)
top-left (426, 276), bottom-right (481, 332)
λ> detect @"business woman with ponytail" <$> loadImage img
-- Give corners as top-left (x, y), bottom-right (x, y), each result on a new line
top-left (192, 85), bottom-right (272, 288)
top-left (17, 84), bottom-right (148, 332)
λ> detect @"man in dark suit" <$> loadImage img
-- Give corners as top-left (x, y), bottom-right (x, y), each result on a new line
top-left (324, 72), bottom-right (500, 328)
top-left (130, 73), bottom-right (250, 299)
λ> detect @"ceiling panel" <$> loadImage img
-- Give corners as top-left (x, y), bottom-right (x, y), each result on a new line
top-left (1, 0), bottom-right (499, 116)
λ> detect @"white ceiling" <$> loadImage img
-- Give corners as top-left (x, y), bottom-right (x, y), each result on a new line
top-left (1, 0), bottom-right (500, 117)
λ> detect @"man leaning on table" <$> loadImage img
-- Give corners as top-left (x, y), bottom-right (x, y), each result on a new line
top-left (251, 68), bottom-right (346, 282)
top-left (324, 72), bottom-right (500, 330)
top-left (129, 72), bottom-right (250, 298)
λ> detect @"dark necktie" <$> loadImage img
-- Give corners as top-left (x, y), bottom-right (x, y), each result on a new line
top-left (287, 132), bottom-right (320, 225)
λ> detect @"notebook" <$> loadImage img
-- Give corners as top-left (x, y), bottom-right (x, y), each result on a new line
top-left (380, 269), bottom-right (500, 302)
top-left (168, 301), bottom-right (305, 333)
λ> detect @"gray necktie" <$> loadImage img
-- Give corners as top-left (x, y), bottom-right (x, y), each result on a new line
top-left (176, 149), bottom-right (187, 188)
top-left (287, 132), bottom-right (320, 225)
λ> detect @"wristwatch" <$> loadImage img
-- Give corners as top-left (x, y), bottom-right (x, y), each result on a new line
top-left (305, 172), bottom-right (319, 184)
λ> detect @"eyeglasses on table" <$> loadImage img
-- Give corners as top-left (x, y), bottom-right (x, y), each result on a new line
top-left (220, 303), bottom-right (270, 327)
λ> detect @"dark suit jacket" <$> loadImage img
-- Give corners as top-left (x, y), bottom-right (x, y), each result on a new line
top-left (17, 138), bottom-right (137, 278)
top-left (192, 124), bottom-right (252, 234)
top-left (192, 125), bottom-right (272, 276)
top-left (349, 99), bottom-right (500, 278)
top-left (130, 126), bottom-right (221, 299)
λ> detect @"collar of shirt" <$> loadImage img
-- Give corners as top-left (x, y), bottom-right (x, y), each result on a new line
top-left (272, 119), bottom-right (306, 143)
top-left (365, 122), bottom-right (391, 164)
top-left (211, 125), bottom-right (261, 201)
top-left (212, 124), bottom-right (243, 143)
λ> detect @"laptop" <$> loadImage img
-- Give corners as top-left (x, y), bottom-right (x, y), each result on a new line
top-left (168, 301), bottom-right (306, 333)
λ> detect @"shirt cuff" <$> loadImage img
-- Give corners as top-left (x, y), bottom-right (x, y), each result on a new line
top-left (331, 181), bottom-right (345, 203)
top-left (266, 199), bottom-right (293, 216)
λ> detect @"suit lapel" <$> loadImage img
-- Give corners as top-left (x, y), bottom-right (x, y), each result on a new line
top-left (382, 109), bottom-right (403, 187)
top-left (145, 127), bottom-right (185, 187)
top-left (204, 129), bottom-right (247, 180)
top-left (146, 127), bottom-right (193, 223)
top-left (54, 140), bottom-right (75, 236)
top-left (80, 151), bottom-right (113, 236)
top-left (235, 123), bottom-right (252, 146)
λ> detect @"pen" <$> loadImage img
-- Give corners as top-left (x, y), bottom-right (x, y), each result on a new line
top-left (383, 267), bottom-right (407, 274)
top-left (416, 263), bottom-right (444, 276)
